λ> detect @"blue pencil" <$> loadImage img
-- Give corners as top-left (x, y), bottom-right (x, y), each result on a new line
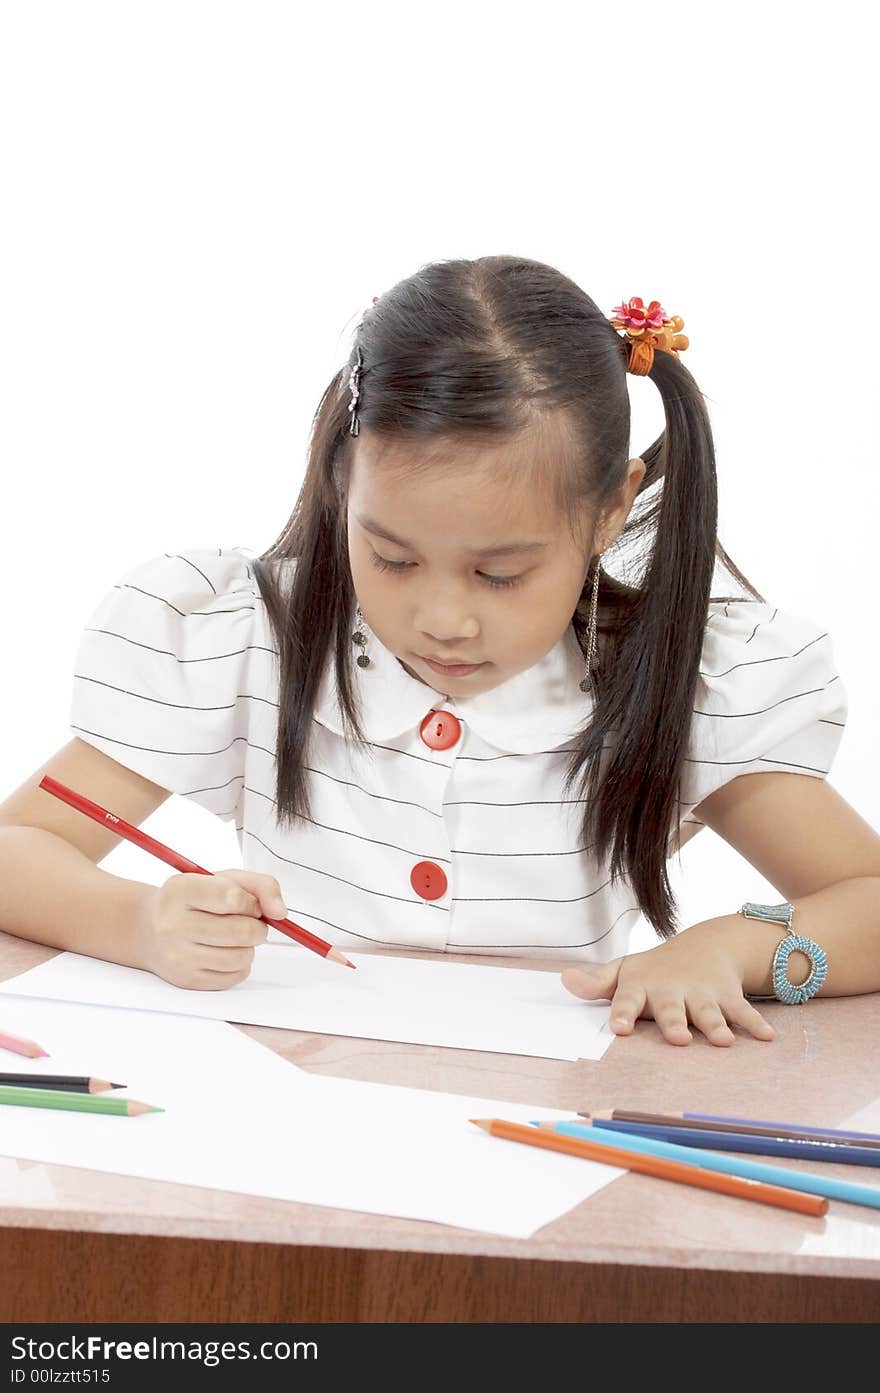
top-left (685, 1111), bottom-right (880, 1144)
top-left (579, 1118), bottom-right (880, 1168)
top-left (531, 1121), bottom-right (880, 1212)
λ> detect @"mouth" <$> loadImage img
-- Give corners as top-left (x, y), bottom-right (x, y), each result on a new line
top-left (420, 655), bottom-right (487, 676)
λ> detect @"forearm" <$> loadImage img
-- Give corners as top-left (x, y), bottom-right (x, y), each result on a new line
top-left (696, 877), bottom-right (880, 998)
top-left (0, 826), bottom-right (158, 970)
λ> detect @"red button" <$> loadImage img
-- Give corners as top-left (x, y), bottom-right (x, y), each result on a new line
top-left (410, 861), bottom-right (448, 901)
top-left (419, 709), bottom-right (462, 750)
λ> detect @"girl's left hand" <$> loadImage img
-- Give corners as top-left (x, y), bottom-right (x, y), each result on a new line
top-left (561, 917), bottom-right (775, 1046)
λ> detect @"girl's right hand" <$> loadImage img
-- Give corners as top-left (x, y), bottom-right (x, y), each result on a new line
top-left (137, 868), bottom-right (286, 990)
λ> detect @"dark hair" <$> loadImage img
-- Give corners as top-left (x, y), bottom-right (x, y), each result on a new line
top-left (252, 255), bottom-right (763, 941)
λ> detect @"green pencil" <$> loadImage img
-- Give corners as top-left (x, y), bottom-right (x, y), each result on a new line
top-left (0, 1085), bottom-right (162, 1117)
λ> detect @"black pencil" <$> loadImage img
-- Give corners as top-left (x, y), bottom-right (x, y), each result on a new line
top-left (0, 1073), bottom-right (123, 1094)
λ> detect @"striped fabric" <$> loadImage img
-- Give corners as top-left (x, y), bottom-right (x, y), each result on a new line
top-left (69, 546), bottom-right (848, 961)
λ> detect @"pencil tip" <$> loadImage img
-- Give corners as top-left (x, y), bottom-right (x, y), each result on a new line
top-left (345, 959), bottom-right (356, 969)
top-left (469, 1119), bottom-right (491, 1130)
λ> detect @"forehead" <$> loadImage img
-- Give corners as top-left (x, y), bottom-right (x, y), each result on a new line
top-left (348, 425), bottom-right (569, 533)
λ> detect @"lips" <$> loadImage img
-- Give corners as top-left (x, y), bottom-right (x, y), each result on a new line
top-left (421, 655), bottom-right (486, 675)
top-left (423, 655), bottom-right (482, 666)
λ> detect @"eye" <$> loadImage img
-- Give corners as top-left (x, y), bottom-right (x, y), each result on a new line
top-left (368, 553), bottom-right (523, 590)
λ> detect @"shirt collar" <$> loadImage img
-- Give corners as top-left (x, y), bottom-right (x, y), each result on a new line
top-left (313, 621), bottom-right (593, 754)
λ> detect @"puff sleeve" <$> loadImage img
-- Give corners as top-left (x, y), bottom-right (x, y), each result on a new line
top-left (680, 600), bottom-right (848, 821)
top-left (69, 545), bottom-right (262, 822)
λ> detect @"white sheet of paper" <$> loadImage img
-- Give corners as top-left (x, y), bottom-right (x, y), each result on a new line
top-left (1, 945), bottom-right (613, 1061)
top-left (0, 995), bottom-right (622, 1238)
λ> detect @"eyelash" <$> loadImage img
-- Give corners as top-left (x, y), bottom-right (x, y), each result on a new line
top-left (368, 553), bottom-right (523, 590)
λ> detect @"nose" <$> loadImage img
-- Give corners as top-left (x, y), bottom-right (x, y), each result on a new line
top-left (413, 584), bottom-right (481, 645)
top-left (418, 614), bottom-right (480, 646)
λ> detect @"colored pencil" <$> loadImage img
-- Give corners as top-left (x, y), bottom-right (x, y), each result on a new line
top-left (470, 1119), bottom-right (827, 1216)
top-left (588, 1108), bottom-right (880, 1148)
top-left (686, 1110), bottom-right (880, 1145)
top-left (38, 774), bottom-right (355, 969)
top-left (573, 1116), bottom-right (880, 1167)
top-left (536, 1121), bottom-right (880, 1212)
top-left (0, 1085), bottom-right (161, 1117)
top-left (0, 1074), bottom-right (122, 1093)
top-left (0, 1029), bottom-right (49, 1059)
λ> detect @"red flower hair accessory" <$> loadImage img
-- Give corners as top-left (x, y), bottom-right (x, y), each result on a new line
top-left (609, 296), bottom-right (689, 375)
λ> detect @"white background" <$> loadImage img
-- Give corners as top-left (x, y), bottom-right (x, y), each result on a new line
top-left (1, 2), bottom-right (876, 946)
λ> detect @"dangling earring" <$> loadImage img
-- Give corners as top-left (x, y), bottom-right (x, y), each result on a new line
top-left (579, 547), bottom-right (605, 695)
top-left (351, 603), bottom-right (371, 668)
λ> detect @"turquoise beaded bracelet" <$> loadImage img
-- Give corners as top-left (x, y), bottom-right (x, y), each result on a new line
top-left (738, 901), bottom-right (829, 1005)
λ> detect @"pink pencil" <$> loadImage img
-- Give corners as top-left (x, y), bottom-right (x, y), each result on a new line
top-left (0, 1029), bottom-right (49, 1059)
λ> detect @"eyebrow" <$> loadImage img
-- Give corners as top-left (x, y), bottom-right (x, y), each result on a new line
top-left (355, 515), bottom-right (548, 559)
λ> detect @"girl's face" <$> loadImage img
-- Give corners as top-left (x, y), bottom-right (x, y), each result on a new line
top-left (346, 431), bottom-right (643, 698)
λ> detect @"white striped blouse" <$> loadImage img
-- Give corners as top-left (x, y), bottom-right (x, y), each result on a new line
top-left (69, 545), bottom-right (848, 961)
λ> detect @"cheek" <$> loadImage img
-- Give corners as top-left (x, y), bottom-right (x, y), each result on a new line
top-left (350, 539), bottom-right (378, 594)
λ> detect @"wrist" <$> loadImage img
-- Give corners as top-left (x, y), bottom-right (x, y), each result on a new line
top-left (689, 912), bottom-right (813, 996)
top-left (127, 881), bottom-right (161, 974)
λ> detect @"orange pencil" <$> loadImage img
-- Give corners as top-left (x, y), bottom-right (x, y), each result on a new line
top-left (470, 1118), bottom-right (828, 1218)
top-left (0, 1028), bottom-right (49, 1059)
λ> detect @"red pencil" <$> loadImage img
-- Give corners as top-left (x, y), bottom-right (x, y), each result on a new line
top-left (38, 775), bottom-right (355, 969)
top-left (0, 1028), bottom-right (49, 1059)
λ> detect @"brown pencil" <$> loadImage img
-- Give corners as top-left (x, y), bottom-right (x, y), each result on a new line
top-left (471, 1118), bottom-right (828, 1217)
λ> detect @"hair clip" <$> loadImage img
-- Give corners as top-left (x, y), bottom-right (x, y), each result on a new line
top-left (347, 345), bottom-right (364, 436)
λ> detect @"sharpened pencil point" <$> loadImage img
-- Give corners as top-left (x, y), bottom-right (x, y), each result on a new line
top-left (469, 1119), bottom-right (492, 1130)
top-left (327, 947), bottom-right (356, 969)
top-left (127, 1100), bottom-right (164, 1116)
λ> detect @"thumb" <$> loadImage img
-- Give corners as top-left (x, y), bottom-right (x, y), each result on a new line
top-left (215, 868), bottom-right (286, 920)
top-left (561, 959), bottom-right (621, 1002)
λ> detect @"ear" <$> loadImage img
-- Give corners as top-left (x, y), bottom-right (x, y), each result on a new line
top-left (598, 457), bottom-right (646, 547)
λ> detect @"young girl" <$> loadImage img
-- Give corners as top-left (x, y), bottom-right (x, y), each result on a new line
top-left (2, 255), bottom-right (879, 1047)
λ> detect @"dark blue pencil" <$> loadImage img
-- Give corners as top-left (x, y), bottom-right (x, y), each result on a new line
top-left (578, 1117), bottom-right (880, 1168)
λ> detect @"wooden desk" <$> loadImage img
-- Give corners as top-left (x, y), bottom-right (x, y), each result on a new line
top-left (1, 932), bottom-right (879, 1323)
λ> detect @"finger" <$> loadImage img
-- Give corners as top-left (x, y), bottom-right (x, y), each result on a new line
top-left (686, 999), bottom-right (736, 1047)
top-left (181, 875), bottom-right (261, 920)
top-left (183, 964), bottom-right (254, 992)
top-left (184, 872), bottom-right (285, 924)
top-left (722, 997), bottom-right (775, 1041)
top-left (215, 869), bottom-right (288, 920)
top-left (649, 997), bottom-right (692, 1045)
top-left (184, 941), bottom-right (257, 972)
top-left (187, 913), bottom-right (269, 949)
top-left (561, 961), bottom-right (621, 1002)
top-left (607, 985), bottom-right (648, 1036)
